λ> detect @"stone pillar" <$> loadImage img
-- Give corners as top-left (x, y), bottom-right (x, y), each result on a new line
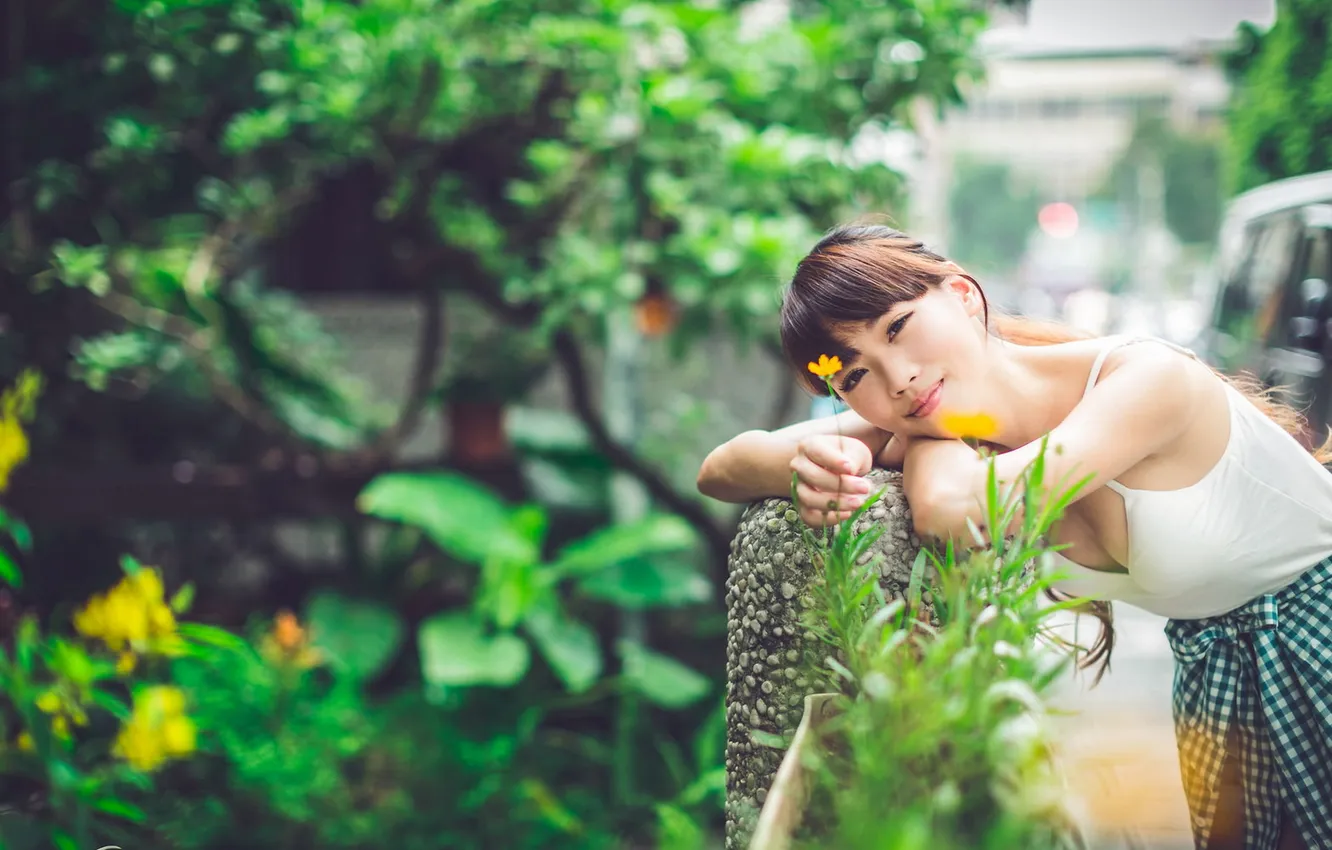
top-left (723, 469), bottom-right (931, 848)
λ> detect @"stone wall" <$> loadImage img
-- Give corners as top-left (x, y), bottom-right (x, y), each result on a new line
top-left (723, 468), bottom-right (932, 848)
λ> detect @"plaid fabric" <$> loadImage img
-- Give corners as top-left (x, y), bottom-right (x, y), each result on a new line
top-left (1165, 554), bottom-right (1332, 849)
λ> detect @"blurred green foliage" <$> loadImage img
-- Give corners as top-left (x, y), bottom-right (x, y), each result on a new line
top-left (1227, 0), bottom-right (1332, 192)
top-left (1096, 115), bottom-right (1224, 248)
top-left (947, 159), bottom-right (1041, 275)
top-left (1, 0), bottom-right (1006, 846)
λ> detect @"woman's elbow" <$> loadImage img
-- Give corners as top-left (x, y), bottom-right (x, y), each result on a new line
top-left (909, 500), bottom-right (946, 541)
top-left (905, 485), bottom-right (970, 543)
top-left (696, 446), bottom-right (742, 502)
top-left (696, 454), bottom-right (724, 500)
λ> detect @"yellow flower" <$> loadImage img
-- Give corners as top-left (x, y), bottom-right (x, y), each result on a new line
top-left (0, 370), bottom-right (41, 493)
top-left (32, 687), bottom-right (89, 741)
top-left (35, 690), bottom-right (62, 714)
top-left (160, 715), bottom-right (196, 755)
top-left (16, 732), bottom-right (33, 752)
top-left (806, 354), bottom-right (843, 378)
top-left (0, 415), bottom-right (28, 492)
top-left (74, 567), bottom-right (179, 659)
top-left (116, 651), bottom-right (138, 675)
top-left (113, 685), bottom-right (196, 772)
top-left (939, 411), bottom-right (1000, 441)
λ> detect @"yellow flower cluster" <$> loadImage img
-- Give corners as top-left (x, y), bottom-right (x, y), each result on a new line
top-left (0, 370), bottom-right (41, 492)
top-left (13, 688), bottom-right (91, 752)
top-left (36, 687), bottom-right (89, 740)
top-left (73, 568), bottom-right (182, 672)
top-left (113, 685), bottom-right (197, 772)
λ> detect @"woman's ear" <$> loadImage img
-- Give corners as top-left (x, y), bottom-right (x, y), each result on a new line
top-left (941, 272), bottom-right (984, 318)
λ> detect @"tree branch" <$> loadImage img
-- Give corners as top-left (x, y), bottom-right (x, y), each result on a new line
top-left (96, 288), bottom-right (299, 444)
top-left (361, 283), bottom-right (445, 459)
top-left (551, 329), bottom-right (732, 568)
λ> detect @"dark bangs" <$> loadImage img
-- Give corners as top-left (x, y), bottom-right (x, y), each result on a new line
top-left (779, 225), bottom-right (953, 394)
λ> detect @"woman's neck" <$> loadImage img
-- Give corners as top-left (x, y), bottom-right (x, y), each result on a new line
top-left (979, 339), bottom-right (1084, 451)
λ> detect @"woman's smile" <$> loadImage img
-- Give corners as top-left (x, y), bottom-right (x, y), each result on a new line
top-left (907, 380), bottom-right (943, 419)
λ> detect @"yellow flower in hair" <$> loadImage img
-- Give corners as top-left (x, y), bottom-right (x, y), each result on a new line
top-left (939, 411), bottom-right (999, 442)
top-left (807, 354), bottom-right (843, 378)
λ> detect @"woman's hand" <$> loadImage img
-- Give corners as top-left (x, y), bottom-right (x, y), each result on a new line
top-left (790, 433), bottom-right (877, 527)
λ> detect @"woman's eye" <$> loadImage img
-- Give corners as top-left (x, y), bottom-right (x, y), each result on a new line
top-left (839, 369), bottom-right (866, 394)
top-left (887, 313), bottom-right (911, 341)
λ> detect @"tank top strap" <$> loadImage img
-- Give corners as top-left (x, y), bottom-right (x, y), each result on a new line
top-left (1082, 335), bottom-right (1200, 400)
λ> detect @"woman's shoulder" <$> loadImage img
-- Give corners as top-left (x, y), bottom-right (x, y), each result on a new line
top-left (1094, 336), bottom-right (1206, 383)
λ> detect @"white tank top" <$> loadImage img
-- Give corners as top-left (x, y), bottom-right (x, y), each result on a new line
top-left (1048, 336), bottom-right (1332, 620)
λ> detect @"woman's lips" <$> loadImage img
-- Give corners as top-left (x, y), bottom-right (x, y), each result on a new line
top-left (909, 380), bottom-right (943, 418)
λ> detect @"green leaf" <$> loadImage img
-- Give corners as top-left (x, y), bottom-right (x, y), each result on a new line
top-left (92, 796), bottom-right (147, 822)
top-left (358, 472), bottom-right (535, 565)
top-left (656, 802), bottom-right (706, 850)
top-left (0, 508), bottom-right (32, 551)
top-left (907, 549), bottom-right (929, 614)
top-left (178, 623), bottom-right (251, 655)
top-left (549, 514), bottom-right (697, 578)
top-left (523, 603), bottom-right (602, 693)
top-left (0, 550), bottom-right (21, 588)
top-left (678, 765), bottom-right (726, 808)
top-left (90, 689), bottom-right (131, 721)
top-left (575, 555), bottom-right (711, 609)
top-left (305, 592), bottom-right (404, 681)
top-left (419, 611), bottom-right (530, 688)
top-left (169, 582), bottom-right (195, 614)
top-left (15, 615), bottom-right (38, 672)
top-left (618, 640), bottom-right (711, 709)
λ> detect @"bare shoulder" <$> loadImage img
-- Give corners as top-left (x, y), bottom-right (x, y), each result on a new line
top-left (1078, 339), bottom-right (1210, 442)
top-left (1094, 340), bottom-right (1206, 397)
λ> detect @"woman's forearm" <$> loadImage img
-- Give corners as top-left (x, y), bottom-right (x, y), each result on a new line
top-left (696, 411), bottom-right (890, 504)
top-left (902, 437), bottom-right (1002, 543)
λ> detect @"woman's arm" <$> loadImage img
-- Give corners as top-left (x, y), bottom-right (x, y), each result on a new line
top-left (697, 410), bottom-right (892, 504)
top-left (904, 347), bottom-right (1198, 542)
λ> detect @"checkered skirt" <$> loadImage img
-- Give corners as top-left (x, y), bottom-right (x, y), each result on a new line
top-left (1165, 554), bottom-right (1332, 849)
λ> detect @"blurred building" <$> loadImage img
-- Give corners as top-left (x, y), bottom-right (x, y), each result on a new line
top-left (908, 0), bottom-right (1275, 328)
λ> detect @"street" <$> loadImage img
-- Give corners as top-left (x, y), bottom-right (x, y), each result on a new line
top-left (1050, 604), bottom-right (1196, 849)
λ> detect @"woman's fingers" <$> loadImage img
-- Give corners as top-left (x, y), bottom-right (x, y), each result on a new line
top-left (799, 504), bottom-right (856, 528)
top-left (790, 454), bottom-right (872, 497)
top-left (803, 434), bottom-right (875, 476)
top-left (795, 481), bottom-right (865, 520)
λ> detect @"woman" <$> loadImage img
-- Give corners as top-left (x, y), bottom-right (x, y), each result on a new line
top-left (696, 224), bottom-right (1332, 850)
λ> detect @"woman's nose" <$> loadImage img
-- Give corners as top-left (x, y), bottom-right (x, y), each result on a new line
top-left (886, 362), bottom-right (918, 397)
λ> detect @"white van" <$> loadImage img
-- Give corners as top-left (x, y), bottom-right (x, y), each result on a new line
top-left (1201, 170), bottom-right (1332, 437)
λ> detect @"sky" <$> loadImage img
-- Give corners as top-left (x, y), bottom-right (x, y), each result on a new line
top-left (989, 0), bottom-right (1277, 52)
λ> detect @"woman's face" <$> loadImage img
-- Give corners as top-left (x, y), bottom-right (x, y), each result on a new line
top-left (830, 275), bottom-right (988, 436)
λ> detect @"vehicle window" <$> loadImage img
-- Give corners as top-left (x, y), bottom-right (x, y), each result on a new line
top-left (1284, 211), bottom-right (1332, 427)
top-left (1212, 213), bottom-right (1299, 369)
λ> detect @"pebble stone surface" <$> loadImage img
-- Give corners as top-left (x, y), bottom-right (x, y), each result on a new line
top-left (723, 469), bottom-right (933, 848)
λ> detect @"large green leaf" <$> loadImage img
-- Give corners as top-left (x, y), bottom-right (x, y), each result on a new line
top-left (550, 514), bottom-right (697, 578)
top-left (523, 603), bottom-right (602, 693)
top-left (357, 472), bottom-right (536, 565)
top-left (419, 611), bottom-right (530, 688)
top-left (305, 592), bottom-right (404, 681)
top-left (618, 640), bottom-right (711, 709)
top-left (0, 550), bottom-right (22, 588)
top-left (0, 508), bottom-right (32, 551)
top-left (576, 555), bottom-right (711, 609)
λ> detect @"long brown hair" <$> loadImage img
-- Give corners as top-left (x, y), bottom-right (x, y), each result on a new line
top-left (780, 223), bottom-right (1332, 682)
